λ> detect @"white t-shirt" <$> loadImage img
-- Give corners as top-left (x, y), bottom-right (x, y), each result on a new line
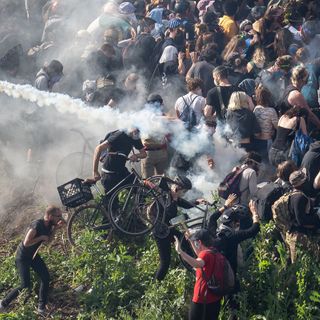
top-left (174, 92), bottom-right (205, 124)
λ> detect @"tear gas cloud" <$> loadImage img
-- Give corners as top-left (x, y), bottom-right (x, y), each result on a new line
top-left (0, 81), bottom-right (243, 208)
top-left (0, 0), bottom-right (245, 219)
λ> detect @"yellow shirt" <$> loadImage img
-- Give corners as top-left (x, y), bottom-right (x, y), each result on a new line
top-left (218, 15), bottom-right (239, 42)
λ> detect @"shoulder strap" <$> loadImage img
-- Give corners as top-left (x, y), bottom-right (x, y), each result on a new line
top-left (216, 86), bottom-right (226, 111)
top-left (295, 117), bottom-right (301, 131)
top-left (181, 95), bottom-right (197, 116)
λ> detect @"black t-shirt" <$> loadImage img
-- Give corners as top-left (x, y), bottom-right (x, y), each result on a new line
top-left (301, 142), bottom-right (320, 198)
top-left (123, 33), bottom-right (156, 73)
top-left (206, 85), bottom-right (238, 120)
top-left (188, 61), bottom-right (215, 97)
top-left (215, 223), bottom-right (260, 274)
top-left (289, 192), bottom-right (320, 233)
top-left (16, 219), bottom-right (52, 259)
top-left (102, 130), bottom-right (144, 173)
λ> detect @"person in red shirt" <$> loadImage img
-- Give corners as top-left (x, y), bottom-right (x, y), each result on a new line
top-left (174, 229), bottom-right (222, 320)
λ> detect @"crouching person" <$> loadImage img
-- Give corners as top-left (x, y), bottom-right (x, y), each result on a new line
top-left (0, 205), bottom-right (65, 316)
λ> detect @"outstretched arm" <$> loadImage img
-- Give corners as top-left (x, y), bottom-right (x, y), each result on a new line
top-left (93, 140), bottom-right (110, 181)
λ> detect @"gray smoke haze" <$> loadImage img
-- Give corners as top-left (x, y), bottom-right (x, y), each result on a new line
top-left (0, 0), bottom-right (246, 228)
top-left (0, 81), bottom-right (244, 210)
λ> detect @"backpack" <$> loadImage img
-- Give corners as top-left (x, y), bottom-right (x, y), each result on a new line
top-left (288, 125), bottom-right (313, 167)
top-left (218, 166), bottom-right (247, 200)
top-left (179, 95), bottom-right (198, 131)
top-left (271, 191), bottom-right (300, 234)
top-left (202, 249), bottom-right (235, 296)
top-left (256, 181), bottom-right (286, 221)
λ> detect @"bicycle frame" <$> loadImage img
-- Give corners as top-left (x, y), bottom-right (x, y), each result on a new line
top-left (168, 200), bottom-right (217, 231)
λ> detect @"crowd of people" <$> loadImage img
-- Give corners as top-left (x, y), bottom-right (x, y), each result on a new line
top-left (1, 0), bottom-right (320, 319)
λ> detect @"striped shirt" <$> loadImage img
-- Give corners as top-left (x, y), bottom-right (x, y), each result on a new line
top-left (253, 105), bottom-right (278, 140)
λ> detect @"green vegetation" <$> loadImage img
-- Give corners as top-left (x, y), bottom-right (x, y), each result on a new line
top-left (0, 223), bottom-right (320, 319)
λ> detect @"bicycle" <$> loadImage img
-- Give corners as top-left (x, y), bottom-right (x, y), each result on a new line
top-left (168, 200), bottom-right (217, 272)
top-left (58, 161), bottom-right (164, 249)
top-left (55, 128), bottom-right (97, 186)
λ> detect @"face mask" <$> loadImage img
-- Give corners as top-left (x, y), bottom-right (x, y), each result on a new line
top-left (50, 74), bottom-right (62, 84)
top-left (131, 131), bottom-right (140, 140)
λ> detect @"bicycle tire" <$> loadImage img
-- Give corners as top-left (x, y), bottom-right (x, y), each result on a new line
top-left (108, 184), bottom-right (160, 236)
top-left (67, 203), bottom-right (112, 248)
top-left (145, 175), bottom-right (171, 213)
top-left (56, 152), bottom-right (92, 186)
top-left (179, 223), bottom-right (202, 273)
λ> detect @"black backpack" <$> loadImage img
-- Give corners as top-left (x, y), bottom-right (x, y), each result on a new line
top-left (218, 166), bottom-right (247, 200)
top-left (201, 249), bottom-right (235, 296)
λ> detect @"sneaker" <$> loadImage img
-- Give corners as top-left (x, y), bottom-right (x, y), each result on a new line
top-left (37, 306), bottom-right (48, 317)
top-left (0, 300), bottom-right (6, 313)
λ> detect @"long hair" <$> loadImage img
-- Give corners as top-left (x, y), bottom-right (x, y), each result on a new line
top-left (222, 35), bottom-right (246, 62)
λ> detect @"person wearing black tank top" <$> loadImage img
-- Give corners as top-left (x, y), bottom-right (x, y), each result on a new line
top-left (269, 106), bottom-right (308, 167)
top-left (0, 206), bottom-right (65, 316)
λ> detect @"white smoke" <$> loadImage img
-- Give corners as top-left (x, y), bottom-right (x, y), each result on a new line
top-left (0, 80), bottom-right (245, 202)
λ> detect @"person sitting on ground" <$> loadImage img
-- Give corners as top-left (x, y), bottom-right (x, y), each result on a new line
top-left (0, 206), bottom-right (66, 316)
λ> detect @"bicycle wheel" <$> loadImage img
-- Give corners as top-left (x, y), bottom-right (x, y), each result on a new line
top-left (179, 223), bottom-right (202, 273)
top-left (108, 184), bottom-right (160, 236)
top-left (145, 175), bottom-right (172, 212)
top-left (56, 152), bottom-right (92, 186)
top-left (67, 203), bottom-right (112, 248)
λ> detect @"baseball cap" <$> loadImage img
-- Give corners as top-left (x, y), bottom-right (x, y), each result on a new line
top-left (174, 174), bottom-right (192, 190)
top-left (189, 228), bottom-right (212, 242)
top-left (289, 168), bottom-right (307, 187)
top-left (119, 2), bottom-right (136, 14)
top-left (168, 18), bottom-right (181, 29)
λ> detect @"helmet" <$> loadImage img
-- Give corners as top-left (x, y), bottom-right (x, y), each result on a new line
top-left (174, 174), bottom-right (192, 190)
top-left (220, 205), bottom-right (249, 226)
top-left (147, 93), bottom-right (163, 104)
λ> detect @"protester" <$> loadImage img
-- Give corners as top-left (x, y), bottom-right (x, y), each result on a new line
top-left (226, 91), bottom-right (261, 151)
top-left (0, 206), bottom-right (65, 316)
top-left (205, 66), bottom-right (238, 122)
top-left (34, 59), bottom-right (63, 92)
top-left (174, 229), bottom-right (222, 320)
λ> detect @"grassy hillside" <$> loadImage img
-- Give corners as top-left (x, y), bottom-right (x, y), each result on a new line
top-left (0, 223), bottom-right (320, 320)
